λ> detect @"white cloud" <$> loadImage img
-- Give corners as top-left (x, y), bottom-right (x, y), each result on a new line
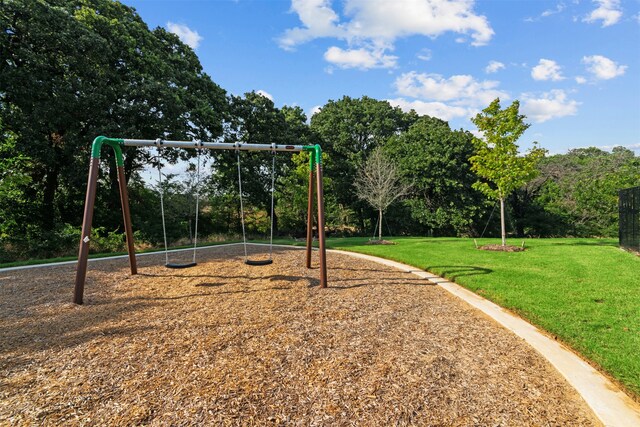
top-left (166, 22), bottom-right (203, 49)
top-left (521, 90), bottom-right (579, 123)
top-left (525, 2), bottom-right (566, 21)
top-left (575, 76), bottom-right (588, 84)
top-left (394, 72), bottom-right (508, 106)
top-left (310, 105), bottom-right (322, 117)
top-left (531, 59), bottom-right (564, 81)
top-left (256, 90), bottom-right (274, 101)
top-left (582, 55), bottom-right (627, 79)
top-left (342, 0), bottom-right (493, 46)
top-left (542, 3), bottom-right (566, 17)
top-left (485, 60), bottom-right (505, 73)
top-left (390, 71), bottom-right (508, 122)
top-left (387, 98), bottom-right (469, 121)
top-left (279, 0), bottom-right (344, 50)
top-left (584, 0), bottom-right (622, 27)
top-left (324, 46), bottom-right (398, 69)
top-left (417, 48), bottom-right (432, 61)
top-left (279, 0), bottom-right (494, 69)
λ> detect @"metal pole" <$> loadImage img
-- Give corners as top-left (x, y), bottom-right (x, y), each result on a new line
top-left (123, 138), bottom-right (308, 152)
top-left (192, 149), bottom-right (201, 264)
top-left (117, 166), bottom-right (137, 275)
top-left (315, 146), bottom-right (328, 288)
top-left (73, 158), bottom-right (100, 304)
top-left (305, 151), bottom-right (315, 269)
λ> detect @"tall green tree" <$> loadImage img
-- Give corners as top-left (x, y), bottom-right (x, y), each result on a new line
top-left (531, 147), bottom-right (639, 237)
top-left (210, 92), bottom-right (304, 235)
top-left (384, 115), bottom-right (485, 236)
top-left (470, 99), bottom-right (546, 246)
top-left (0, 0), bottom-right (226, 246)
top-left (0, 118), bottom-right (31, 243)
top-left (310, 96), bottom-right (415, 231)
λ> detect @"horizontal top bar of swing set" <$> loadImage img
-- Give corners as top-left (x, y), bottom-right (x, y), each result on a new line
top-left (122, 138), bottom-right (312, 152)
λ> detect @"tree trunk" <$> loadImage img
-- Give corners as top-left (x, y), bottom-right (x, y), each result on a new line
top-left (42, 164), bottom-right (60, 230)
top-left (379, 208), bottom-right (383, 241)
top-left (272, 209), bottom-right (278, 237)
top-left (500, 197), bottom-right (506, 246)
top-left (357, 206), bottom-right (366, 233)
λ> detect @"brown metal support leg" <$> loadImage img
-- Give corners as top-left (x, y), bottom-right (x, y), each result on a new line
top-left (73, 158), bottom-right (100, 304)
top-left (315, 162), bottom-right (328, 288)
top-left (117, 166), bottom-right (137, 275)
top-left (305, 165), bottom-right (315, 269)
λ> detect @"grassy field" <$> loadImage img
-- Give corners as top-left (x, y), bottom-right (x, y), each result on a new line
top-left (325, 237), bottom-right (640, 399)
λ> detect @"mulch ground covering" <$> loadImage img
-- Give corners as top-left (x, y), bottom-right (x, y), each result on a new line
top-left (1, 245), bottom-right (600, 426)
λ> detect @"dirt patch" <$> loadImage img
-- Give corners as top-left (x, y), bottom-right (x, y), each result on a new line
top-left (478, 244), bottom-right (525, 252)
top-left (365, 239), bottom-right (396, 245)
top-left (0, 246), bottom-right (599, 426)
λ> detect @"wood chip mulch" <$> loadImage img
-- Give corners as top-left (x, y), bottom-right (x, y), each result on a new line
top-left (0, 245), bottom-right (600, 426)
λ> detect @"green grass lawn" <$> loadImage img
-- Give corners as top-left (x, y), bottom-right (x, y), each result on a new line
top-left (325, 237), bottom-right (640, 399)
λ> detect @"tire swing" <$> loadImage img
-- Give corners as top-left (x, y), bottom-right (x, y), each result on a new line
top-left (157, 147), bottom-right (201, 269)
top-left (236, 143), bottom-right (275, 266)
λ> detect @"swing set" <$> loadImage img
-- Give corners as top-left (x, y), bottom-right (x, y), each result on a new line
top-left (73, 136), bottom-right (328, 304)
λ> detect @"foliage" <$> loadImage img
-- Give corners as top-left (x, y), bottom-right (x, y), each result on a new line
top-left (354, 146), bottom-right (411, 240)
top-left (310, 96), bottom-right (415, 230)
top-left (521, 147), bottom-right (640, 237)
top-left (470, 99), bottom-right (546, 245)
top-left (0, 119), bottom-right (31, 240)
top-left (0, 1), bottom-right (636, 260)
top-left (0, 0), bottom-right (226, 236)
top-left (209, 92), bottom-right (307, 235)
top-left (384, 116), bottom-right (486, 236)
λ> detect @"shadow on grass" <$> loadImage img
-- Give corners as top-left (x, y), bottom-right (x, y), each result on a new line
top-left (425, 265), bottom-right (493, 281)
top-left (546, 240), bottom-right (618, 247)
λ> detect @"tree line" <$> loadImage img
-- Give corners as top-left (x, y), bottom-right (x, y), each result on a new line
top-left (1, 0), bottom-right (638, 262)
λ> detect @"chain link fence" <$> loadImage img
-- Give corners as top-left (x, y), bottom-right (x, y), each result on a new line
top-left (619, 186), bottom-right (639, 252)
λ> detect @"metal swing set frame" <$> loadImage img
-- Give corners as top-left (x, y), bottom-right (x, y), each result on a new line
top-left (73, 136), bottom-right (328, 305)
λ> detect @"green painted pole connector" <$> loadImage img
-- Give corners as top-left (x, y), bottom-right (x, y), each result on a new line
top-left (302, 144), bottom-right (322, 170)
top-left (91, 136), bottom-right (125, 167)
top-left (313, 144), bottom-right (322, 165)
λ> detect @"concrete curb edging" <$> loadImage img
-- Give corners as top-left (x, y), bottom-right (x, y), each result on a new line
top-left (328, 249), bottom-right (640, 427)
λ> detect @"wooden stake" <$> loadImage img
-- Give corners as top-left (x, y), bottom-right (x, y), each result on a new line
top-left (73, 158), bottom-right (100, 304)
top-left (117, 166), bottom-right (137, 275)
top-left (305, 162), bottom-right (315, 269)
top-left (316, 162), bottom-right (327, 288)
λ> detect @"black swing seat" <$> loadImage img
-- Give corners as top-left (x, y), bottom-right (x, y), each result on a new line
top-left (165, 262), bottom-right (197, 269)
top-left (245, 259), bottom-right (273, 266)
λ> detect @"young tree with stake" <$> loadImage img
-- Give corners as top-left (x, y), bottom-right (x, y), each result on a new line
top-left (470, 99), bottom-right (547, 247)
top-left (354, 147), bottom-right (412, 241)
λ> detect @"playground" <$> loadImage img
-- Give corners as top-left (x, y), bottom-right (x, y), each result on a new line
top-left (1, 245), bottom-right (600, 425)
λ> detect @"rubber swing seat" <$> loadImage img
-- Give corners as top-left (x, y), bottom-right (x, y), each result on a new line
top-left (245, 259), bottom-right (273, 266)
top-left (166, 262), bottom-right (197, 269)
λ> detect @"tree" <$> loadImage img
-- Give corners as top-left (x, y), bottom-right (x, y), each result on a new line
top-left (384, 115), bottom-right (486, 236)
top-left (470, 99), bottom-right (546, 246)
top-left (354, 147), bottom-right (411, 241)
top-left (527, 147), bottom-right (640, 237)
top-left (0, 0), bottom-right (226, 242)
top-left (0, 119), bottom-right (31, 242)
top-left (310, 96), bottom-right (416, 231)
top-left (209, 92), bottom-right (304, 235)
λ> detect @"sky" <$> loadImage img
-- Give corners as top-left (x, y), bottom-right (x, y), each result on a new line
top-left (124, 0), bottom-right (640, 155)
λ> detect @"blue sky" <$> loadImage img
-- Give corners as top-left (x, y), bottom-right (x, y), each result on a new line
top-left (124, 0), bottom-right (639, 155)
